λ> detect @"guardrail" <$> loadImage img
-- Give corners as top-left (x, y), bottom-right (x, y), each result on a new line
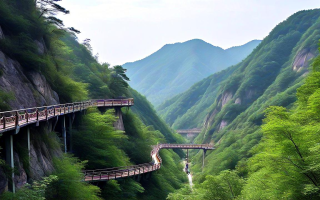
top-left (0, 98), bottom-right (134, 133)
top-left (84, 143), bottom-right (214, 182)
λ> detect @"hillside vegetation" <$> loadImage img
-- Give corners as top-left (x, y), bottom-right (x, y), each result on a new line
top-left (159, 9), bottom-right (320, 131)
top-left (165, 9), bottom-right (320, 199)
top-left (0, 0), bottom-right (187, 199)
top-left (124, 39), bottom-right (260, 106)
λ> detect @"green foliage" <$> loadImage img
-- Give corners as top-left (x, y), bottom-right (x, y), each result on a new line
top-left (0, 90), bottom-right (14, 111)
top-left (101, 179), bottom-right (144, 200)
top-left (0, 0), bottom-right (130, 103)
top-left (168, 170), bottom-right (244, 200)
top-left (165, 9), bottom-right (320, 199)
top-left (124, 39), bottom-right (260, 106)
top-left (240, 50), bottom-right (320, 199)
top-left (73, 108), bottom-right (129, 169)
top-left (129, 88), bottom-right (184, 143)
top-left (1, 175), bottom-right (58, 200)
top-left (46, 155), bottom-right (101, 200)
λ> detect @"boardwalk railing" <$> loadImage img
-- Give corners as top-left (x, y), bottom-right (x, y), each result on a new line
top-left (84, 143), bottom-right (214, 182)
top-left (0, 98), bottom-right (134, 133)
top-left (176, 128), bottom-right (202, 134)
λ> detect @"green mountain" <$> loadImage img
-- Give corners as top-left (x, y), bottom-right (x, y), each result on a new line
top-left (166, 9), bottom-right (320, 200)
top-left (159, 10), bottom-right (320, 131)
top-left (0, 0), bottom-right (186, 199)
top-left (159, 8), bottom-right (320, 168)
top-left (124, 39), bottom-right (261, 106)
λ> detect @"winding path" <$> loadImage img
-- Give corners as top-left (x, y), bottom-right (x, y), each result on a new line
top-left (0, 98), bottom-right (215, 184)
top-left (84, 144), bottom-right (214, 182)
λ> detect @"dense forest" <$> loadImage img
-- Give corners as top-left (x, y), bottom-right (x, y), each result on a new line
top-left (1, 0), bottom-right (320, 199)
top-left (0, 0), bottom-right (187, 199)
top-left (163, 9), bottom-right (320, 199)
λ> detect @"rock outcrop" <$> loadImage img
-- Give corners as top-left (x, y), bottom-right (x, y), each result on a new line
top-left (0, 51), bottom-right (59, 110)
top-left (292, 48), bottom-right (316, 72)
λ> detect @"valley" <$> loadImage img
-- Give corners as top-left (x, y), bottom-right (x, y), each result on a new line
top-left (1, 1), bottom-right (320, 199)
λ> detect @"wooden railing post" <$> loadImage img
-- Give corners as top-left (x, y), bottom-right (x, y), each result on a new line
top-left (25, 110), bottom-right (28, 123)
top-left (36, 108), bottom-right (39, 121)
top-left (15, 111), bottom-right (19, 127)
top-left (3, 116), bottom-right (6, 129)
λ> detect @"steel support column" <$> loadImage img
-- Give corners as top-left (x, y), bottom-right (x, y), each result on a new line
top-left (27, 127), bottom-right (30, 158)
top-left (202, 149), bottom-right (207, 169)
top-left (68, 115), bottom-right (72, 152)
top-left (62, 116), bottom-right (67, 153)
top-left (5, 135), bottom-right (15, 193)
top-left (186, 149), bottom-right (189, 164)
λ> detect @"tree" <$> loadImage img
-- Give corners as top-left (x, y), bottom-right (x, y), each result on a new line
top-left (36, 0), bottom-right (80, 34)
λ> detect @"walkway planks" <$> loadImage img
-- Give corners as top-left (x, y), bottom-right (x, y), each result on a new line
top-left (84, 143), bottom-right (214, 182)
top-left (0, 99), bottom-right (134, 134)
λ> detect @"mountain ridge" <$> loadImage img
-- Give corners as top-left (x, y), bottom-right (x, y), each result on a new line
top-left (124, 39), bottom-right (261, 106)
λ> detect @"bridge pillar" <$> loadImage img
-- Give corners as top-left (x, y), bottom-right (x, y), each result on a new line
top-left (202, 149), bottom-right (207, 169)
top-left (113, 107), bottom-right (125, 131)
top-left (5, 134), bottom-right (15, 193)
top-left (186, 149), bottom-right (189, 164)
top-left (27, 127), bottom-right (30, 158)
top-left (68, 115), bottom-right (73, 152)
top-left (62, 116), bottom-right (67, 153)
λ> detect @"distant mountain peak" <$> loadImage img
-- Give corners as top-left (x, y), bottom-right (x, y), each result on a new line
top-left (123, 39), bottom-right (261, 106)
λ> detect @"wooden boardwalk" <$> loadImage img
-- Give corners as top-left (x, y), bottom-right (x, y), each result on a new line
top-left (0, 98), bottom-right (215, 183)
top-left (84, 143), bottom-right (214, 182)
top-left (0, 99), bottom-right (134, 134)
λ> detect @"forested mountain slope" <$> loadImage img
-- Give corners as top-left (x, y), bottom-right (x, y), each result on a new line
top-left (0, 1), bottom-right (186, 199)
top-left (159, 9), bottom-right (320, 131)
top-left (168, 9), bottom-right (320, 200)
top-left (124, 39), bottom-right (260, 106)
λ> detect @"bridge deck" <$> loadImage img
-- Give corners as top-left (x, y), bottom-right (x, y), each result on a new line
top-left (0, 99), bottom-right (134, 134)
top-left (84, 143), bottom-right (215, 182)
top-left (176, 128), bottom-right (202, 134)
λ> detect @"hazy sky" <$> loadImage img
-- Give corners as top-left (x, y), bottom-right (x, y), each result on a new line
top-left (59, 0), bottom-right (320, 65)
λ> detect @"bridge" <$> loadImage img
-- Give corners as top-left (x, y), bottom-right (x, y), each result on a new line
top-left (84, 144), bottom-right (214, 182)
top-left (0, 98), bottom-right (215, 191)
top-left (176, 129), bottom-right (202, 134)
top-left (176, 128), bottom-right (202, 139)
top-left (0, 98), bottom-right (133, 193)
top-left (0, 99), bottom-right (134, 134)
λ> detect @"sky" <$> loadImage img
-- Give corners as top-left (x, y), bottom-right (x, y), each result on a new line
top-left (58, 0), bottom-right (320, 65)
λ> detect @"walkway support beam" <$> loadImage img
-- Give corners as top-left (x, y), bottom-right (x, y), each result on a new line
top-left (202, 149), bottom-right (207, 170)
top-left (63, 116), bottom-right (67, 153)
top-left (68, 115), bottom-right (73, 153)
top-left (5, 134), bottom-right (15, 193)
top-left (27, 127), bottom-right (30, 158)
top-left (186, 149), bottom-right (189, 164)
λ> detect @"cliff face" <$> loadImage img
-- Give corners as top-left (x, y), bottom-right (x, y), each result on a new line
top-left (0, 50), bottom-right (59, 110)
top-left (0, 44), bottom-right (61, 192)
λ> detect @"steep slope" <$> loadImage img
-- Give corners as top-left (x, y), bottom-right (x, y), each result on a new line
top-left (0, 0), bottom-right (186, 199)
top-left (124, 39), bottom-right (261, 106)
top-left (159, 8), bottom-right (320, 175)
top-left (159, 10), bottom-right (320, 133)
top-left (167, 10), bottom-right (320, 200)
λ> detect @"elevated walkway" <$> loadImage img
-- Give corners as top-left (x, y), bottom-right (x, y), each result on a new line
top-left (84, 143), bottom-right (215, 182)
top-left (0, 99), bottom-right (134, 134)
